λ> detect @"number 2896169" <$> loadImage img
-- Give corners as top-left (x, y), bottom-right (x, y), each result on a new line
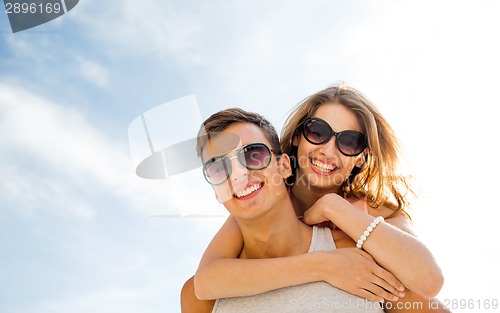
top-left (5, 2), bottom-right (62, 14)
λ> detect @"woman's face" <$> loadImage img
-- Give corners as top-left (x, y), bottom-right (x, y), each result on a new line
top-left (294, 102), bottom-right (365, 192)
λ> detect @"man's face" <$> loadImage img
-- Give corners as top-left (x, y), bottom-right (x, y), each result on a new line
top-left (201, 123), bottom-right (291, 220)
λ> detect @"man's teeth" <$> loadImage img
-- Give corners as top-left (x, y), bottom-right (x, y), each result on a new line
top-left (235, 184), bottom-right (262, 198)
top-left (312, 160), bottom-right (335, 172)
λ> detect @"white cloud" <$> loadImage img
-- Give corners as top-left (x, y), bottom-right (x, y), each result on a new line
top-left (70, 1), bottom-right (363, 121)
top-left (0, 83), bottom-right (223, 218)
top-left (73, 0), bottom-right (203, 61)
top-left (0, 83), bottom-right (123, 215)
top-left (35, 288), bottom-right (150, 313)
top-left (78, 57), bottom-right (110, 88)
top-left (0, 83), bottom-right (227, 312)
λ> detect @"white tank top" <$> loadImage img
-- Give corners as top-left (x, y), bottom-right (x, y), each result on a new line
top-left (212, 226), bottom-right (384, 313)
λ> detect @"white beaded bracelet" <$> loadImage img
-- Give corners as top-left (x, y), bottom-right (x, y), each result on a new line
top-left (356, 216), bottom-right (384, 249)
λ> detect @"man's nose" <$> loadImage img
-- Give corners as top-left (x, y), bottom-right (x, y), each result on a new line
top-left (229, 156), bottom-right (249, 183)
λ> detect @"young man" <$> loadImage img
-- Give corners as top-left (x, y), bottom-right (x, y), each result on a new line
top-left (188, 108), bottom-right (385, 313)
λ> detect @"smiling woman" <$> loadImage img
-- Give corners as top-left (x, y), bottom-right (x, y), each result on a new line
top-left (290, 103), bottom-right (370, 190)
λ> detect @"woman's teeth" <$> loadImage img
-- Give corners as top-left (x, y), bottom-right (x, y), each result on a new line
top-left (311, 160), bottom-right (335, 172)
top-left (235, 183), bottom-right (263, 198)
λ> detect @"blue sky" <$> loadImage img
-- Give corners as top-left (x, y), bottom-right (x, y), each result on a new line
top-left (1, 1), bottom-right (500, 312)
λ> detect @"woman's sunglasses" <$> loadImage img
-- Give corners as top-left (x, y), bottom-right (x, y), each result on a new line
top-left (203, 143), bottom-right (274, 186)
top-left (302, 117), bottom-right (367, 156)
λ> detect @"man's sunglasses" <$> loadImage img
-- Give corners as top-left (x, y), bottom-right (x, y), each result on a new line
top-left (302, 117), bottom-right (367, 156)
top-left (203, 143), bottom-right (274, 186)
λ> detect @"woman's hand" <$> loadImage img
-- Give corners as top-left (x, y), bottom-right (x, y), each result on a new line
top-left (318, 248), bottom-right (406, 303)
top-left (303, 193), bottom-right (362, 226)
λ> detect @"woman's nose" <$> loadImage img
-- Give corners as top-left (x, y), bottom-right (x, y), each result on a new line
top-left (318, 136), bottom-right (338, 156)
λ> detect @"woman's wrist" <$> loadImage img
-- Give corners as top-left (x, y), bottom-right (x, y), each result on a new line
top-left (322, 197), bottom-right (352, 224)
top-left (316, 195), bottom-right (341, 221)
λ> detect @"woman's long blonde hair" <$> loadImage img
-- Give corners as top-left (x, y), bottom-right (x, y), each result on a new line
top-left (281, 83), bottom-right (413, 218)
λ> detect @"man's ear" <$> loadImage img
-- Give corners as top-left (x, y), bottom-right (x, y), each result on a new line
top-left (278, 153), bottom-right (292, 179)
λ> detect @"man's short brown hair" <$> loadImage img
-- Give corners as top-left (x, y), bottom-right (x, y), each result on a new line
top-left (196, 108), bottom-right (282, 158)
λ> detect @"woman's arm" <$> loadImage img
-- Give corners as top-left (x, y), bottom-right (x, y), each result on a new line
top-left (194, 215), bottom-right (403, 302)
top-left (384, 289), bottom-right (452, 313)
top-left (303, 193), bottom-right (444, 298)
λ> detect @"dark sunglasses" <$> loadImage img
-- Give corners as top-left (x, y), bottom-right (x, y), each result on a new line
top-left (203, 143), bottom-right (274, 186)
top-left (302, 117), bottom-right (367, 156)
